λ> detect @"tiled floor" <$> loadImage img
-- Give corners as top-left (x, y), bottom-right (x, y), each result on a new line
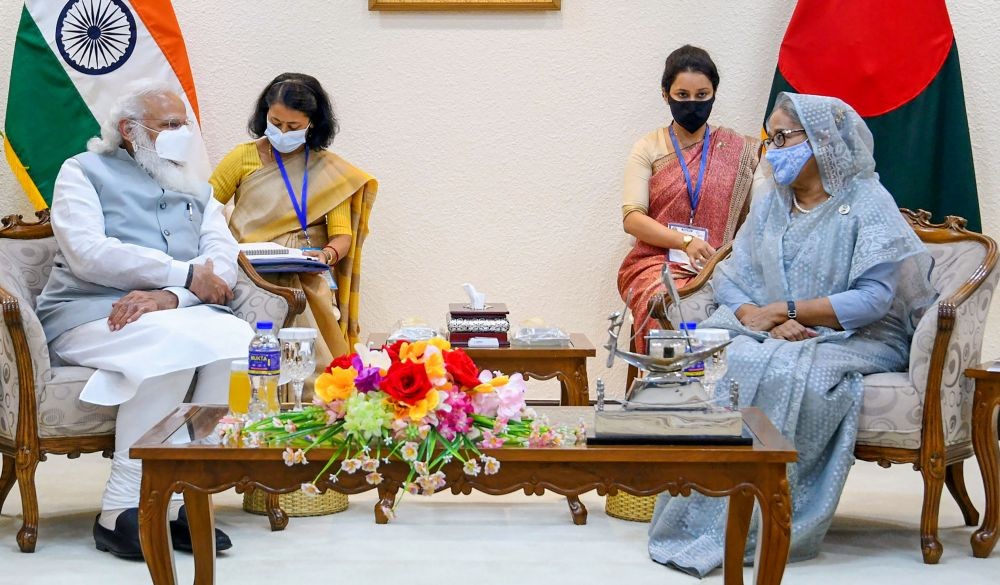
top-left (0, 452), bottom-right (996, 584)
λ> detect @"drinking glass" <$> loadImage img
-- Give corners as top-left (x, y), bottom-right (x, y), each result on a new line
top-left (228, 359), bottom-right (251, 416)
top-left (279, 327), bottom-right (318, 411)
top-left (696, 329), bottom-right (730, 401)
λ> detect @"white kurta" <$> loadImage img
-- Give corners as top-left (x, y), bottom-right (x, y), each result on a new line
top-left (51, 306), bottom-right (252, 405)
top-left (47, 157), bottom-right (253, 405)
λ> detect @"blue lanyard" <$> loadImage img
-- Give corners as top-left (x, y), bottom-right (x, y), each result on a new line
top-left (274, 147), bottom-right (311, 245)
top-left (667, 124), bottom-right (711, 225)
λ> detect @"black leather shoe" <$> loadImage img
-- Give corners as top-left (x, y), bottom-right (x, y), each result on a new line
top-left (170, 506), bottom-right (233, 553)
top-left (94, 509), bottom-right (144, 560)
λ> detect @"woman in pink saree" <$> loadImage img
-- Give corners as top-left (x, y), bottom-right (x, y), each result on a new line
top-left (618, 45), bottom-right (761, 353)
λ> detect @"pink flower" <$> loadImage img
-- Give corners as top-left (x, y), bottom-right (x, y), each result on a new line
top-left (478, 430), bottom-right (505, 449)
top-left (471, 391), bottom-right (499, 417)
top-left (495, 374), bottom-right (527, 421)
top-left (436, 391), bottom-right (474, 440)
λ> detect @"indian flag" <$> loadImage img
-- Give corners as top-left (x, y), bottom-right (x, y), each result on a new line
top-left (765, 0), bottom-right (981, 231)
top-left (2, 0), bottom-right (208, 209)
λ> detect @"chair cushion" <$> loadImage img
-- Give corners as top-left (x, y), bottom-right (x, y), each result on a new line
top-left (37, 366), bottom-right (117, 438)
top-left (855, 372), bottom-right (923, 450)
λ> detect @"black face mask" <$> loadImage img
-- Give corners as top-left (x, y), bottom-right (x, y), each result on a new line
top-left (667, 96), bottom-right (715, 133)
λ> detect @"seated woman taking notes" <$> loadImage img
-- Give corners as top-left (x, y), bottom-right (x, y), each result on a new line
top-left (211, 73), bottom-right (377, 364)
top-left (617, 45), bottom-right (761, 354)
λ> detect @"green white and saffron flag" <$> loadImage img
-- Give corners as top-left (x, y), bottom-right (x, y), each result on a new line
top-left (765, 0), bottom-right (981, 231)
top-left (2, 0), bottom-right (208, 209)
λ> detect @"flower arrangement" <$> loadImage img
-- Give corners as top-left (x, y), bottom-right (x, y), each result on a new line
top-left (239, 337), bottom-right (585, 511)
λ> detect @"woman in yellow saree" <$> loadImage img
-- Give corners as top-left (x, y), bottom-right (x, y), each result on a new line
top-left (211, 73), bottom-right (377, 367)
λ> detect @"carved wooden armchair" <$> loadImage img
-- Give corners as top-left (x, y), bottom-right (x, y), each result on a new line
top-left (0, 210), bottom-right (305, 552)
top-left (657, 209), bottom-right (998, 564)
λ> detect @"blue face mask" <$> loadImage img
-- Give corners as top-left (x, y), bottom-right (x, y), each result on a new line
top-left (265, 120), bottom-right (309, 154)
top-left (765, 139), bottom-right (813, 185)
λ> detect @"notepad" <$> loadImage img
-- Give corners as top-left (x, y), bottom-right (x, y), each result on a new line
top-left (238, 243), bottom-right (331, 274)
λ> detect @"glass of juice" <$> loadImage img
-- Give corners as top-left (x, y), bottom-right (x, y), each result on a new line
top-left (229, 359), bottom-right (251, 416)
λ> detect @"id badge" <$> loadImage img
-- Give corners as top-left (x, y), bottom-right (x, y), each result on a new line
top-left (667, 223), bottom-right (709, 267)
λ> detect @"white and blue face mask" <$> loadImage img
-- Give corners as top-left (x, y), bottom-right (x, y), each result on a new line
top-left (766, 139), bottom-right (814, 186)
top-left (265, 120), bottom-right (309, 153)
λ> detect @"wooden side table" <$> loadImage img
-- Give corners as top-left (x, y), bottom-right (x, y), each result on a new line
top-left (368, 333), bottom-right (596, 406)
top-left (965, 363), bottom-right (1000, 558)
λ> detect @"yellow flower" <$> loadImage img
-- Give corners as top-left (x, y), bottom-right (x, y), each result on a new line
top-left (405, 389), bottom-right (441, 421)
top-left (427, 337), bottom-right (451, 352)
top-left (424, 350), bottom-right (447, 385)
top-left (315, 367), bottom-right (357, 403)
top-left (399, 341), bottom-right (427, 363)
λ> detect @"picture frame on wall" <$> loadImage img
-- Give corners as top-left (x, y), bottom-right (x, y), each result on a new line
top-left (369, 0), bottom-right (560, 11)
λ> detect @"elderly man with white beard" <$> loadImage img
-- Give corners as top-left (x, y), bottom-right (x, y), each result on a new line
top-left (34, 80), bottom-right (252, 559)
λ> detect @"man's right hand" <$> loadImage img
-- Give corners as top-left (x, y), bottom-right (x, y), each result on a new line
top-left (188, 258), bottom-right (233, 305)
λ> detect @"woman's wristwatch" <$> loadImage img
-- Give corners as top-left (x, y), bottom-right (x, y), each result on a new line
top-left (681, 235), bottom-right (694, 250)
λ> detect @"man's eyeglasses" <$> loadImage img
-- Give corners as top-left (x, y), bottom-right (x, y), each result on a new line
top-left (764, 128), bottom-right (807, 148)
top-left (134, 118), bottom-right (190, 131)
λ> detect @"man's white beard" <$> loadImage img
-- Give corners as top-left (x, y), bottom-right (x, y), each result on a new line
top-left (130, 130), bottom-right (201, 194)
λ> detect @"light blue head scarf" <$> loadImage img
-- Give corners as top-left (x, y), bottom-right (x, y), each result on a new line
top-left (715, 92), bottom-right (935, 343)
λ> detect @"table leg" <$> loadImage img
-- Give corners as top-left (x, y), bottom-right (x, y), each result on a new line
top-left (375, 484), bottom-right (398, 524)
top-left (724, 488), bottom-right (754, 585)
top-left (558, 361), bottom-right (590, 406)
top-left (972, 386), bottom-right (1000, 558)
top-left (566, 495), bottom-right (588, 525)
top-left (139, 470), bottom-right (177, 585)
top-left (265, 492), bottom-right (288, 531)
top-left (752, 470), bottom-right (791, 585)
top-left (183, 491), bottom-right (216, 585)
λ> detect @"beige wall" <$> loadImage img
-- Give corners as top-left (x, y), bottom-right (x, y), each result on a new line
top-left (1, 1), bottom-right (997, 397)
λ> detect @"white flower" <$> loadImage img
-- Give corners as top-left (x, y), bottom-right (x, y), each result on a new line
top-left (414, 461), bottom-right (429, 476)
top-left (463, 459), bottom-right (481, 476)
top-left (341, 458), bottom-right (362, 473)
top-left (362, 458), bottom-right (380, 472)
top-left (328, 474), bottom-right (339, 484)
top-left (282, 447), bottom-right (307, 466)
top-left (354, 342), bottom-right (392, 371)
top-left (481, 456), bottom-right (500, 475)
top-left (400, 442), bottom-right (419, 462)
top-left (366, 471), bottom-right (384, 485)
top-left (301, 482), bottom-right (320, 496)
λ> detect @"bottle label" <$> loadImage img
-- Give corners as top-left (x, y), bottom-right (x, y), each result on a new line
top-left (249, 350), bottom-right (280, 375)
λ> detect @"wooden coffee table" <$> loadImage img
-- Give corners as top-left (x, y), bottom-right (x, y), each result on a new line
top-left (132, 405), bottom-right (795, 585)
top-left (964, 363), bottom-right (1000, 558)
top-left (368, 333), bottom-right (596, 406)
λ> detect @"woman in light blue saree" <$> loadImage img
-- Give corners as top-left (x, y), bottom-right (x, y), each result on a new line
top-left (647, 93), bottom-right (937, 577)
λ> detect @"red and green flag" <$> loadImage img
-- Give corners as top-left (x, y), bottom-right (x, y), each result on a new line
top-left (2, 0), bottom-right (208, 209)
top-left (765, 0), bottom-right (981, 231)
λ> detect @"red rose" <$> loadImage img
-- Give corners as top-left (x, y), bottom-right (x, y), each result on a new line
top-left (325, 353), bottom-right (355, 374)
top-left (443, 349), bottom-right (481, 389)
top-left (383, 340), bottom-right (406, 363)
top-left (381, 360), bottom-right (433, 405)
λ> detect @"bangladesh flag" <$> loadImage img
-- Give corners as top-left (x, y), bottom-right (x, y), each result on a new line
top-left (2, 0), bottom-right (209, 209)
top-left (765, 0), bottom-right (981, 232)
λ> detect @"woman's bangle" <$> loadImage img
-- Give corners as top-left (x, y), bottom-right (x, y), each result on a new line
top-left (323, 246), bottom-right (340, 265)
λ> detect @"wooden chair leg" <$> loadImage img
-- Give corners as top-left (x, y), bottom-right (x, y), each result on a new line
top-left (14, 449), bottom-right (39, 553)
top-left (0, 454), bottom-right (16, 512)
top-left (945, 461), bottom-right (980, 527)
top-left (919, 463), bottom-right (945, 564)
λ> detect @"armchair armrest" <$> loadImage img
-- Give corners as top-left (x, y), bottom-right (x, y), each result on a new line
top-left (648, 242), bottom-right (733, 328)
top-left (0, 284), bottom-right (41, 452)
top-left (229, 253), bottom-right (307, 329)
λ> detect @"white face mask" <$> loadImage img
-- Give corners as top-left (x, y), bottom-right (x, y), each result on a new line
top-left (265, 120), bottom-right (309, 153)
top-left (133, 122), bottom-right (194, 163)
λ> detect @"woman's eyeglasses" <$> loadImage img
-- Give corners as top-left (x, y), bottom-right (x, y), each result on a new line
top-left (764, 128), bottom-right (807, 148)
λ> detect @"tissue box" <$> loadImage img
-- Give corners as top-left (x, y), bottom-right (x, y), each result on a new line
top-left (447, 303), bottom-right (510, 347)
